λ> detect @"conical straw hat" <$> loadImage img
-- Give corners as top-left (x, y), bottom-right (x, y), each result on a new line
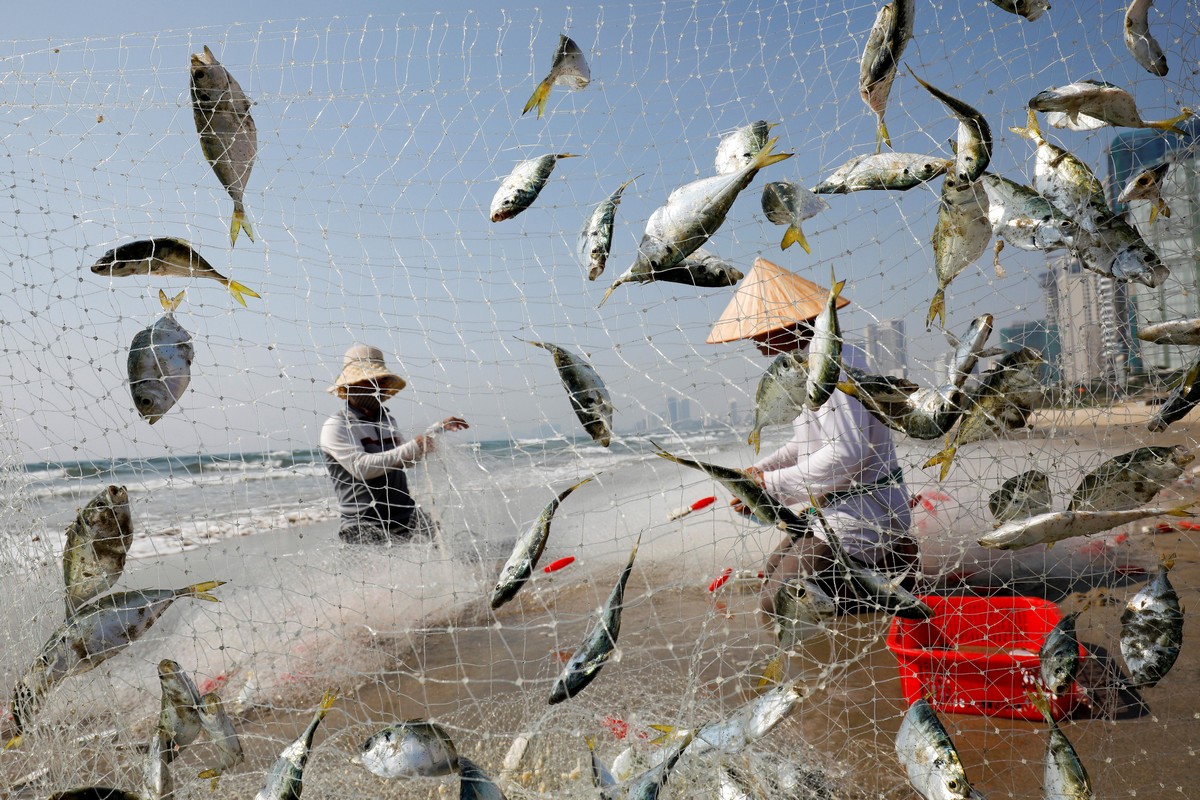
top-left (328, 343), bottom-right (408, 397)
top-left (706, 257), bottom-right (850, 344)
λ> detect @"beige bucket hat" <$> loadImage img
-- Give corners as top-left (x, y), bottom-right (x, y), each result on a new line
top-left (707, 257), bottom-right (850, 344)
top-left (329, 344), bottom-right (408, 397)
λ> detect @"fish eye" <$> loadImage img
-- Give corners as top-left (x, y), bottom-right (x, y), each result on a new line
top-left (137, 397), bottom-right (153, 408)
top-left (192, 68), bottom-right (205, 82)
top-left (947, 780), bottom-right (959, 791)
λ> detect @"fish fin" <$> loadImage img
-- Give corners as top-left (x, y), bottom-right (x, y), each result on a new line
top-left (646, 725), bottom-right (679, 746)
top-left (757, 653), bottom-right (785, 690)
top-left (1026, 690), bottom-right (1056, 725)
top-left (876, 118), bottom-right (891, 153)
top-left (922, 446), bottom-right (957, 481)
top-left (926, 289), bottom-right (946, 330)
top-left (780, 225), bottom-right (810, 253)
top-left (204, 45), bottom-right (216, 61)
top-left (835, 380), bottom-right (858, 397)
top-left (522, 75), bottom-right (554, 118)
top-left (1149, 108), bottom-right (1193, 136)
top-left (1148, 204), bottom-right (1159, 224)
top-left (749, 137), bottom-right (793, 172)
top-left (182, 580), bottom-right (227, 602)
top-left (748, 428), bottom-right (761, 453)
top-left (1165, 505), bottom-right (1194, 518)
top-left (1008, 108), bottom-right (1041, 142)
top-left (599, 283), bottom-right (618, 307)
top-left (315, 689), bottom-right (338, 717)
top-left (230, 204), bottom-right (253, 246)
top-left (4, 734), bottom-right (21, 750)
top-left (160, 289), bottom-right (186, 313)
top-left (1163, 552), bottom-right (1177, 570)
top-left (221, 279), bottom-right (260, 306)
top-left (556, 153), bottom-right (583, 160)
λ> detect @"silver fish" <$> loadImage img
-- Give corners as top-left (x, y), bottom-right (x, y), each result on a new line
top-left (624, 139), bottom-right (790, 281)
top-left (859, 0), bottom-right (915, 151)
top-left (90, 238), bottom-right (260, 306)
top-left (1137, 316), bottom-right (1200, 345)
top-left (651, 681), bottom-right (805, 764)
top-left (988, 470), bottom-right (1052, 524)
top-left (988, 0), bottom-right (1050, 21)
top-left (1070, 446), bottom-right (1193, 512)
top-left (907, 68), bottom-right (991, 186)
top-left (1117, 161), bottom-right (1171, 223)
top-left (191, 46), bottom-right (257, 245)
top-left (586, 736), bottom-right (617, 791)
top-left (490, 153), bottom-right (580, 222)
top-left (1039, 612), bottom-right (1081, 696)
top-left (812, 152), bottom-right (950, 194)
top-left (62, 485), bottom-right (133, 616)
top-left (614, 731), bottom-right (694, 800)
top-left (748, 352), bottom-right (808, 453)
top-left (1070, 214), bottom-right (1167, 288)
top-left (522, 34), bottom-right (590, 119)
top-left (773, 579), bottom-right (837, 651)
top-left (816, 510), bottom-right (932, 620)
top-left (1029, 80), bottom-right (1191, 133)
top-left (459, 756), bottom-right (506, 800)
top-left (895, 699), bottom-right (986, 800)
top-left (715, 121), bottom-right (774, 175)
top-left (8, 582), bottom-right (224, 743)
top-left (1121, 555), bottom-right (1183, 688)
top-left (980, 174), bottom-right (1077, 264)
top-left (600, 247), bottom-right (743, 305)
top-left (928, 177), bottom-right (991, 328)
top-left (945, 314), bottom-right (996, 389)
top-left (255, 690), bottom-right (336, 800)
top-left (978, 505), bottom-right (1191, 550)
top-left (1009, 110), bottom-right (1110, 232)
top-left (197, 692), bottom-right (244, 789)
top-left (579, 176), bottom-right (640, 281)
top-left (521, 339), bottom-right (613, 446)
top-left (839, 372), bottom-right (962, 441)
top-left (1030, 693), bottom-right (1094, 800)
top-left (128, 290), bottom-right (194, 424)
top-left (141, 729), bottom-right (175, 800)
top-left (1149, 356), bottom-right (1200, 432)
top-left (804, 269), bottom-right (844, 411)
top-left (157, 659), bottom-right (202, 761)
top-left (491, 476), bottom-right (593, 610)
top-left (358, 719), bottom-right (459, 778)
top-left (761, 181), bottom-right (828, 253)
top-left (718, 765), bottom-right (756, 800)
top-left (1125, 0), bottom-right (1168, 77)
top-left (549, 535), bottom-right (640, 704)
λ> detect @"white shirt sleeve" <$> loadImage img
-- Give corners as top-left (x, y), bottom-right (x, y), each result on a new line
top-left (319, 413), bottom-right (428, 481)
top-left (757, 393), bottom-right (871, 505)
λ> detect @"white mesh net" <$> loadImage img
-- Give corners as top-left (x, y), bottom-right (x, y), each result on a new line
top-left (2, 2), bottom-right (1200, 798)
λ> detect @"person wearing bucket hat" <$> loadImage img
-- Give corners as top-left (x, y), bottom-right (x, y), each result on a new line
top-left (708, 258), bottom-right (917, 616)
top-left (319, 344), bottom-right (469, 544)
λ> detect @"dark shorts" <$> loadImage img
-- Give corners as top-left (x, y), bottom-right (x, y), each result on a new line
top-left (338, 507), bottom-right (437, 545)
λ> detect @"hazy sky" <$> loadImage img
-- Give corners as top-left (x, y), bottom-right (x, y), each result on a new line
top-left (1, 0), bottom-right (1197, 462)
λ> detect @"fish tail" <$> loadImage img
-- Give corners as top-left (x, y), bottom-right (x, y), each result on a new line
top-left (4, 734), bottom-right (22, 750)
top-left (221, 278), bottom-right (261, 306)
top-left (598, 283), bottom-right (618, 307)
top-left (750, 137), bottom-right (793, 171)
top-left (1008, 108), bottom-right (1041, 142)
top-left (230, 203), bottom-right (253, 246)
top-left (1165, 505), bottom-right (1194, 518)
top-left (829, 266), bottom-right (845, 299)
top-left (780, 224), bottom-right (810, 253)
top-left (1148, 108), bottom-right (1193, 136)
top-left (1025, 690), bottom-right (1056, 725)
top-left (876, 118), bottom-right (891, 153)
top-left (160, 289), bottom-right (186, 312)
top-left (922, 446), bottom-right (957, 481)
top-left (926, 289), bottom-right (946, 330)
top-left (835, 380), bottom-right (858, 398)
top-left (646, 724), bottom-right (679, 746)
top-left (617, 173), bottom-right (644, 194)
top-left (315, 688), bottom-right (338, 717)
top-left (555, 153), bottom-right (583, 160)
top-left (748, 428), bottom-right (761, 454)
top-left (756, 653), bottom-right (785, 690)
top-left (181, 580), bottom-right (227, 602)
top-left (1162, 552), bottom-right (1177, 570)
top-left (522, 75), bottom-right (554, 118)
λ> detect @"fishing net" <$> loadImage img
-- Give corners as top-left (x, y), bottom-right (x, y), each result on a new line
top-left (1, 2), bottom-right (1199, 798)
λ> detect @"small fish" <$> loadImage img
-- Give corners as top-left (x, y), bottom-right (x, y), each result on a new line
top-left (358, 719), bottom-right (459, 778)
top-left (804, 268), bottom-right (844, 411)
top-left (815, 508), bottom-right (931, 620)
top-left (1009, 110), bottom-right (1110, 231)
top-left (62, 485), bottom-right (133, 616)
top-left (1125, 0), bottom-right (1168, 77)
top-left (944, 314), bottom-right (998, 388)
top-left (1070, 214), bottom-right (1168, 288)
top-left (1121, 554), bottom-right (1183, 688)
top-left (649, 682), bottom-right (805, 764)
top-left (600, 247), bottom-right (743, 305)
top-left (490, 153), bottom-right (581, 222)
top-left (978, 505), bottom-right (1192, 550)
top-left (988, 470), bottom-right (1052, 524)
top-left (760, 181), bottom-right (828, 253)
top-left (838, 371), bottom-right (962, 441)
top-left (522, 34), bottom-right (590, 119)
top-left (1039, 612), bottom-right (1081, 696)
top-left (907, 68), bottom-right (991, 185)
top-left (717, 765), bottom-right (757, 800)
top-left (715, 121), bottom-right (775, 175)
top-left (748, 352), bottom-right (808, 453)
top-left (924, 347), bottom-right (1043, 480)
top-left (623, 139), bottom-right (790, 284)
top-left (141, 729), bottom-right (174, 800)
top-left (549, 535), bottom-right (640, 704)
top-left (197, 692), bottom-right (244, 790)
top-left (987, 0), bottom-right (1050, 21)
top-left (90, 238), bottom-right (260, 306)
top-left (859, 0), bottom-right (915, 151)
top-left (128, 290), bottom-right (194, 424)
top-left (980, 174), bottom-right (1077, 267)
top-left (1149, 357), bottom-right (1200, 432)
top-left (812, 152), bottom-right (951, 194)
top-left (895, 699), bottom-right (986, 800)
top-left (459, 756), bottom-right (506, 800)
top-left (586, 736), bottom-right (617, 791)
top-left (1117, 161), bottom-right (1171, 223)
top-left (652, 443), bottom-right (808, 532)
top-left (157, 659), bottom-right (203, 761)
top-left (191, 46), bottom-right (257, 245)
top-left (1137, 316), bottom-right (1200, 345)
top-left (772, 578), bottom-right (837, 651)
top-left (1029, 80), bottom-right (1192, 134)
top-left (1070, 446), bottom-right (1193, 512)
top-left (491, 476), bottom-right (593, 610)
top-left (8, 582), bottom-right (225, 743)
top-left (928, 178), bottom-right (991, 329)
top-left (254, 690), bottom-right (336, 800)
top-left (1029, 692), bottom-right (1094, 800)
top-left (613, 731), bottom-right (694, 800)
top-left (579, 176), bottom-right (641, 281)
top-left (520, 339), bottom-right (613, 446)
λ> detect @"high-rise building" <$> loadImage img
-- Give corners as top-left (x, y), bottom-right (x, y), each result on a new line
top-left (862, 319), bottom-right (908, 378)
top-left (678, 399), bottom-right (691, 422)
top-left (1040, 256), bottom-right (1112, 386)
top-left (666, 396), bottom-right (678, 424)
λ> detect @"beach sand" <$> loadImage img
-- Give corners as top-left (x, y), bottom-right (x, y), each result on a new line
top-left (3, 404), bottom-right (1200, 798)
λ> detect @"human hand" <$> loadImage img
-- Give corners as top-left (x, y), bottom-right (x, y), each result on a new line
top-left (743, 466), bottom-right (765, 486)
top-left (429, 416), bottom-right (470, 435)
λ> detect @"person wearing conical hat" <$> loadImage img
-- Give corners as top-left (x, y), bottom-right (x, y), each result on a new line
top-left (319, 344), bottom-right (469, 544)
top-left (709, 258), bottom-right (917, 616)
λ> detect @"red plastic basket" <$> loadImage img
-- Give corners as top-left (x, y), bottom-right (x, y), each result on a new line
top-left (886, 595), bottom-right (1085, 721)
